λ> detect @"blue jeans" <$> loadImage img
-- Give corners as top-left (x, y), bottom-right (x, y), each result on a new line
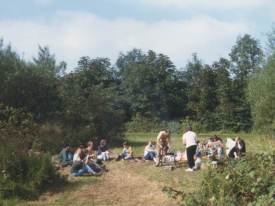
top-left (72, 165), bottom-right (96, 176)
top-left (144, 151), bottom-right (156, 160)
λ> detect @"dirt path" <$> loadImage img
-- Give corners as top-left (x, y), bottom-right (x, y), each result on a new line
top-left (23, 161), bottom-right (178, 206)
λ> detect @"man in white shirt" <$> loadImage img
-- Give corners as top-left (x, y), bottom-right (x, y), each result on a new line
top-left (182, 126), bottom-right (197, 172)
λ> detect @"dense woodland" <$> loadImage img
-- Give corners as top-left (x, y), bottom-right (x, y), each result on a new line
top-left (0, 26), bottom-right (275, 201)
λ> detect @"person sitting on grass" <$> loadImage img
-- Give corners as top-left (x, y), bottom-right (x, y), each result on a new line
top-left (59, 144), bottom-right (73, 167)
top-left (228, 137), bottom-right (246, 158)
top-left (193, 141), bottom-right (202, 170)
top-left (236, 137), bottom-right (246, 156)
top-left (86, 141), bottom-right (105, 173)
top-left (116, 142), bottom-right (133, 161)
top-left (86, 141), bottom-right (96, 159)
top-left (71, 147), bottom-right (100, 177)
top-left (97, 139), bottom-right (110, 161)
top-left (144, 141), bottom-right (157, 161)
top-left (207, 135), bottom-right (224, 160)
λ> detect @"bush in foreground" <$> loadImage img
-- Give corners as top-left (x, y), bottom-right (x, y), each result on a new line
top-left (0, 153), bottom-right (64, 200)
top-left (182, 152), bottom-right (275, 206)
top-left (164, 151), bottom-right (275, 206)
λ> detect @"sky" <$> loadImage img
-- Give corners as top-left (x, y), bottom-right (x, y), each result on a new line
top-left (0, 0), bottom-right (274, 69)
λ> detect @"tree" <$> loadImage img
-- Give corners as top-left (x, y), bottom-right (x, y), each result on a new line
top-left (60, 57), bottom-right (125, 144)
top-left (247, 28), bottom-right (275, 133)
top-left (33, 46), bottom-right (66, 77)
top-left (184, 54), bottom-right (204, 121)
top-left (230, 34), bottom-right (263, 81)
top-left (212, 58), bottom-right (234, 130)
top-left (0, 39), bottom-right (25, 90)
top-left (229, 35), bottom-right (264, 131)
top-left (117, 49), bottom-right (187, 120)
top-left (1, 70), bottom-right (62, 122)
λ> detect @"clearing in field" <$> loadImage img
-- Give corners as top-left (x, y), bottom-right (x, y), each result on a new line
top-left (17, 132), bottom-right (274, 206)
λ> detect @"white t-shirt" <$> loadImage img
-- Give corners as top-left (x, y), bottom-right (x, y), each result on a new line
top-left (182, 131), bottom-right (197, 148)
top-left (73, 153), bottom-right (81, 162)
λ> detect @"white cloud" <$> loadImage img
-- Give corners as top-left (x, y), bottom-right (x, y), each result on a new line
top-left (0, 11), bottom-right (250, 69)
top-left (140, 0), bottom-right (272, 10)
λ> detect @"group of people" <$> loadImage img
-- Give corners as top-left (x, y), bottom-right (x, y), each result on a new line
top-left (139, 127), bottom-right (246, 172)
top-left (59, 139), bottom-right (110, 176)
top-left (59, 128), bottom-right (246, 175)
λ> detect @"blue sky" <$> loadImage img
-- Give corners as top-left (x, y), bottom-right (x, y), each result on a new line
top-left (0, 0), bottom-right (274, 69)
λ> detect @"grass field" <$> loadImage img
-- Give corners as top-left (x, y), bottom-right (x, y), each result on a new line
top-left (11, 132), bottom-right (275, 206)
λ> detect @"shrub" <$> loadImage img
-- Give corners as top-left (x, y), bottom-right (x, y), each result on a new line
top-left (0, 153), bottom-right (64, 200)
top-left (0, 104), bottom-right (65, 200)
top-left (181, 152), bottom-right (275, 206)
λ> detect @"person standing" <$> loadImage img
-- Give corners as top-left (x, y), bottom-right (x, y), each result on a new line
top-left (182, 126), bottom-right (197, 172)
top-left (155, 129), bottom-right (171, 166)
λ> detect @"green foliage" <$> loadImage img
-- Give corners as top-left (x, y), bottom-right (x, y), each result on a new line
top-left (0, 153), bottom-right (64, 200)
top-left (117, 49), bottom-right (187, 120)
top-left (0, 103), bottom-right (37, 153)
top-left (181, 152), bottom-right (275, 206)
top-left (248, 55), bottom-right (275, 134)
top-left (60, 57), bottom-right (125, 143)
top-left (229, 34), bottom-right (263, 132)
top-left (0, 104), bottom-right (64, 200)
top-left (1, 70), bottom-right (62, 122)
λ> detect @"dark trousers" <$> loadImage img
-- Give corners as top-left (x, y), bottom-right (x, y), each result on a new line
top-left (187, 145), bottom-right (197, 169)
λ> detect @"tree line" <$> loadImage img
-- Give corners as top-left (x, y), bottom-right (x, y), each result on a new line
top-left (0, 28), bottom-right (275, 150)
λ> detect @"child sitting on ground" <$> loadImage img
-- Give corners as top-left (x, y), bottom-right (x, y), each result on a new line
top-left (144, 141), bottom-right (157, 161)
top-left (97, 139), bottom-right (110, 161)
top-left (193, 141), bottom-right (202, 170)
top-left (116, 142), bottom-right (133, 161)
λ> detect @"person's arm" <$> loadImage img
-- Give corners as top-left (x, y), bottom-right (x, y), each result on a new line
top-left (168, 135), bottom-right (171, 147)
top-left (129, 147), bottom-right (133, 156)
top-left (156, 132), bottom-right (162, 144)
top-left (59, 150), bottom-right (65, 163)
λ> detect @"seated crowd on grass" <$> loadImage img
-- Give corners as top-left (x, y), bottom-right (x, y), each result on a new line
top-left (59, 139), bottom-right (110, 176)
top-left (58, 129), bottom-right (246, 176)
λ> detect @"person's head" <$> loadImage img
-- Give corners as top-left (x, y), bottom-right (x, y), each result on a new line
top-left (75, 148), bottom-right (82, 155)
top-left (123, 141), bottom-right (129, 148)
top-left (100, 139), bottom-right (107, 146)
top-left (151, 141), bottom-right (156, 145)
top-left (161, 129), bottom-right (170, 135)
top-left (185, 126), bottom-right (192, 132)
top-left (63, 144), bottom-right (70, 151)
top-left (235, 136), bottom-right (241, 142)
top-left (213, 135), bottom-right (218, 141)
top-left (147, 141), bottom-right (154, 147)
top-left (87, 141), bottom-right (93, 148)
